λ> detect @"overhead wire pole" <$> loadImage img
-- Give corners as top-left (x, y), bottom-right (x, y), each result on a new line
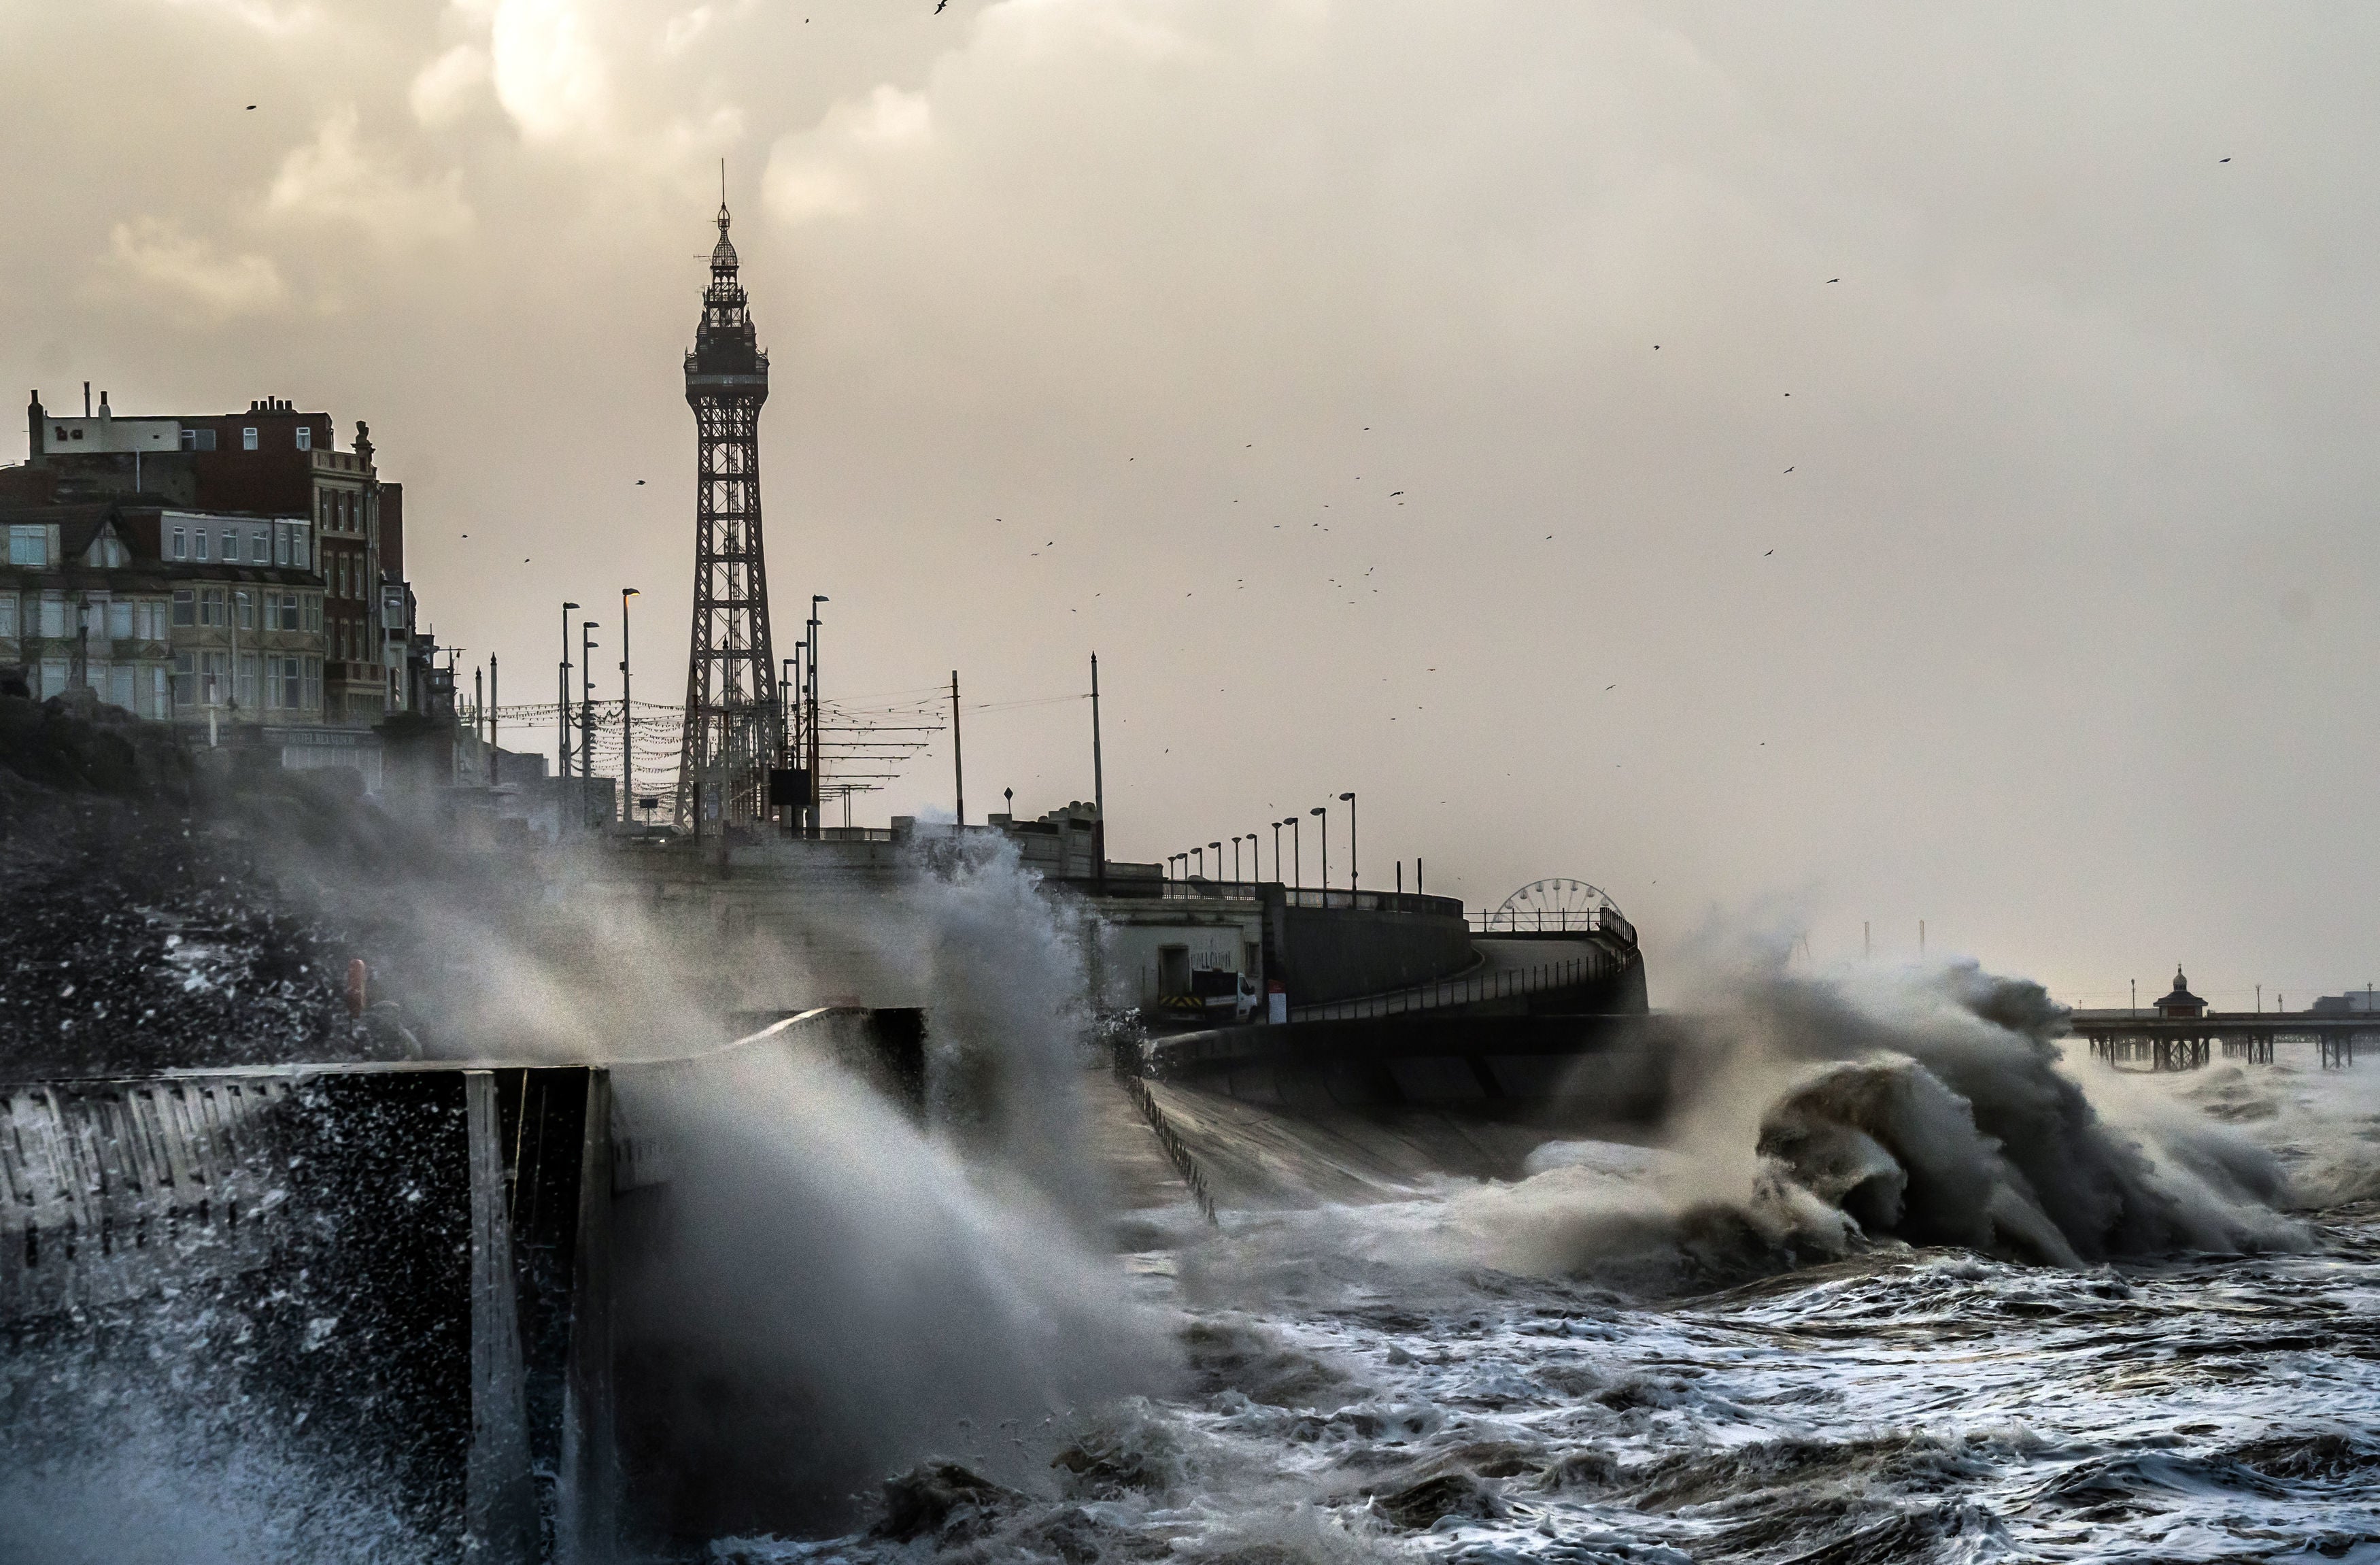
top-left (1090, 653), bottom-right (1106, 891)
top-left (619, 587), bottom-right (638, 824)
top-left (951, 670), bottom-right (964, 826)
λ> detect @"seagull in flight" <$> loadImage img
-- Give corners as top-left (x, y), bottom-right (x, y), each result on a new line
top-left (634, 479), bottom-right (645, 486)
top-left (935, 0), bottom-right (948, 11)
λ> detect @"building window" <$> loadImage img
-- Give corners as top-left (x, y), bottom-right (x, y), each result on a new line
top-left (201, 588), bottom-right (225, 628)
top-left (235, 590), bottom-right (254, 630)
top-left (268, 655), bottom-right (300, 708)
top-left (193, 528), bottom-right (209, 562)
top-left (250, 530), bottom-right (270, 564)
top-left (303, 655), bottom-right (321, 710)
top-left (39, 660), bottom-right (67, 696)
top-left (295, 426), bottom-right (311, 452)
top-left (288, 524), bottom-right (309, 571)
top-left (39, 594), bottom-right (65, 638)
top-left (236, 653), bottom-right (257, 709)
top-left (0, 594), bottom-right (16, 637)
top-left (171, 526), bottom-right (187, 560)
top-left (172, 652), bottom-right (195, 707)
top-left (7, 524), bottom-right (44, 567)
top-left (109, 666), bottom-right (134, 711)
top-left (107, 601), bottom-right (132, 639)
top-left (304, 593), bottom-right (322, 633)
top-left (220, 529), bottom-right (236, 561)
top-left (241, 427), bottom-right (258, 452)
top-left (179, 428), bottom-right (218, 452)
top-left (173, 588), bottom-right (195, 628)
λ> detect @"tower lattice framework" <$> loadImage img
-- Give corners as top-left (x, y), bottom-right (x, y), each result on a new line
top-left (677, 197), bottom-right (778, 824)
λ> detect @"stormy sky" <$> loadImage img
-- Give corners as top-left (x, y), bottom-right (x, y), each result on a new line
top-left (7, 1), bottom-right (2378, 1007)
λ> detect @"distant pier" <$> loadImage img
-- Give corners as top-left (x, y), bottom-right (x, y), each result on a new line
top-left (2069, 1011), bottom-right (2364, 1071)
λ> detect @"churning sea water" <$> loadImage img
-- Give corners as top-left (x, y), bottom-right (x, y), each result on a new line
top-left (717, 994), bottom-right (2380, 1565)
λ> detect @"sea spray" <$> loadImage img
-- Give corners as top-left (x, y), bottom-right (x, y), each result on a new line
top-left (891, 828), bottom-right (1112, 1226)
top-left (609, 1025), bottom-right (1176, 1541)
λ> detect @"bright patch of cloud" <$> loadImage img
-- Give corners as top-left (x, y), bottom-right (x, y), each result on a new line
top-left (490, 0), bottom-right (612, 141)
top-left (267, 109), bottom-right (473, 243)
top-left (762, 85), bottom-right (934, 224)
top-left (99, 219), bottom-right (286, 319)
top-left (410, 44), bottom-right (492, 127)
top-left (154, 0), bottom-right (320, 37)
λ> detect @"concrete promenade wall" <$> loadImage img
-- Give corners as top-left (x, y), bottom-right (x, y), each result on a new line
top-left (0, 1064), bottom-right (615, 1564)
top-left (1269, 901), bottom-right (1476, 1006)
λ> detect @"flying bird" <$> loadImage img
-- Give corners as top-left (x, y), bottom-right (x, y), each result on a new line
top-left (2220, 156), bottom-right (2231, 163)
top-left (1765, 550), bottom-right (1773, 556)
top-left (1826, 277), bottom-right (1839, 283)
top-left (1605, 684), bottom-right (1616, 691)
top-left (1390, 490), bottom-right (1403, 497)
top-left (245, 104), bottom-right (257, 110)
top-left (1784, 467), bottom-right (1794, 473)
top-left (935, 0), bottom-right (948, 10)
top-left (634, 479), bottom-right (645, 485)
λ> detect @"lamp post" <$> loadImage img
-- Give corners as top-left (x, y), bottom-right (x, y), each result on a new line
top-left (1271, 821), bottom-right (1283, 884)
top-left (1287, 815), bottom-right (1302, 892)
top-left (1312, 805), bottom-right (1329, 893)
top-left (579, 622), bottom-right (600, 818)
top-left (1339, 791), bottom-right (1357, 895)
top-left (619, 587), bottom-right (638, 824)
top-left (1193, 845), bottom-right (1205, 880)
top-left (1210, 841), bottom-right (1222, 887)
top-left (558, 601), bottom-right (579, 780)
top-left (807, 595), bottom-right (828, 838)
top-left (1231, 836), bottom-right (1242, 883)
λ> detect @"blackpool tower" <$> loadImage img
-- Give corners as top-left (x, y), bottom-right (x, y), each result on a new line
top-left (676, 190), bottom-right (779, 825)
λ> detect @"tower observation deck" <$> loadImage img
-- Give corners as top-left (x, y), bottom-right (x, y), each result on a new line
top-left (677, 194), bottom-right (779, 825)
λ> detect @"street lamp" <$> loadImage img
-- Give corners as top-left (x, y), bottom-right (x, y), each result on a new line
top-left (806, 596), bottom-right (828, 837)
top-left (579, 621), bottom-right (600, 797)
top-left (1287, 815), bottom-right (1302, 892)
top-left (1210, 841), bottom-right (1222, 887)
top-left (1230, 836), bottom-right (1243, 882)
top-left (619, 588), bottom-right (639, 823)
top-left (1193, 845), bottom-right (1205, 880)
top-left (1311, 805), bottom-right (1329, 894)
top-left (1271, 821), bottom-right (1283, 884)
top-left (1339, 792), bottom-right (1357, 895)
top-left (559, 602), bottom-right (579, 781)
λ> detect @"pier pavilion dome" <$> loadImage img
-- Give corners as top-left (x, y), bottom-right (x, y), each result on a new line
top-left (2154, 966), bottom-right (2208, 1019)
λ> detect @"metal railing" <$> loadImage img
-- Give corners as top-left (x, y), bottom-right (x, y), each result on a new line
top-left (1289, 954), bottom-right (1592, 1023)
top-left (1157, 880), bottom-right (1465, 917)
top-left (1111, 1048), bottom-right (1219, 1226)
top-left (1467, 907), bottom-right (1637, 945)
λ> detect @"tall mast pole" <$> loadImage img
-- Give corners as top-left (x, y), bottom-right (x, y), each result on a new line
top-left (951, 670), bottom-right (964, 827)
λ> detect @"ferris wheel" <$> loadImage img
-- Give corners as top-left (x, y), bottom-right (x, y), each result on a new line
top-left (1489, 877), bottom-right (1622, 932)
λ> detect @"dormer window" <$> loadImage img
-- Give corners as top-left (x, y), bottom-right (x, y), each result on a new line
top-left (296, 426), bottom-right (312, 452)
top-left (241, 427), bottom-right (258, 451)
